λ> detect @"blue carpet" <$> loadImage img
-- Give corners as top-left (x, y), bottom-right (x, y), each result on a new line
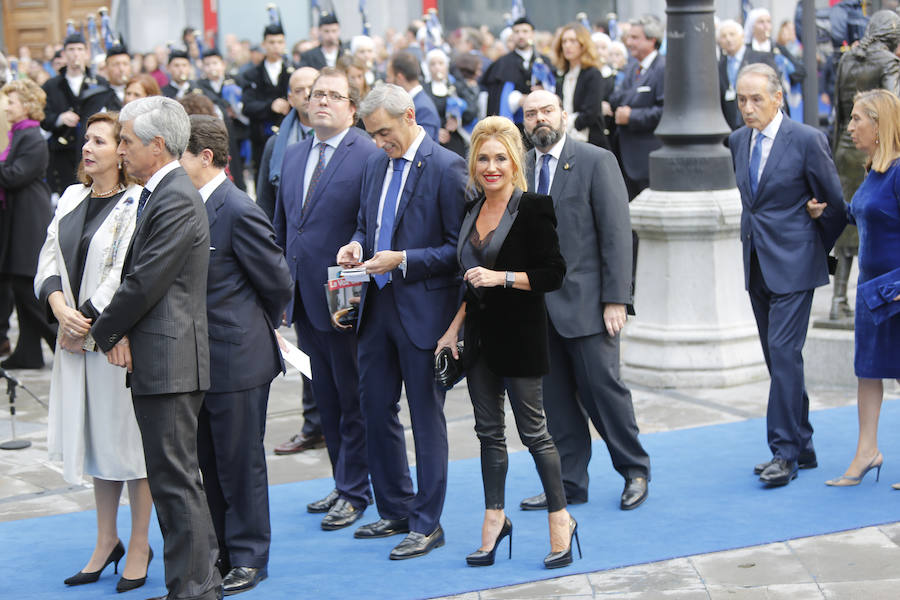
top-left (3, 400), bottom-right (900, 599)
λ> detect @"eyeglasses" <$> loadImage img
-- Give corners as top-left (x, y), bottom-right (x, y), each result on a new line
top-left (311, 90), bottom-right (350, 102)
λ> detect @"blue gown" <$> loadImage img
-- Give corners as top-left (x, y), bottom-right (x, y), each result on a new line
top-left (849, 160), bottom-right (900, 378)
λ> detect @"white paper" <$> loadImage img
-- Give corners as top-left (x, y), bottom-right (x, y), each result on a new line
top-left (340, 267), bottom-right (371, 283)
top-left (280, 338), bottom-right (312, 379)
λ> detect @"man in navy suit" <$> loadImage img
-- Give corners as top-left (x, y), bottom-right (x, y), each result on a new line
top-left (609, 15), bottom-right (665, 200)
top-left (717, 20), bottom-right (778, 131)
top-left (730, 64), bottom-right (845, 486)
top-left (274, 68), bottom-right (378, 530)
top-left (387, 51), bottom-right (441, 141)
top-left (181, 115), bottom-right (293, 595)
top-left (336, 83), bottom-right (466, 560)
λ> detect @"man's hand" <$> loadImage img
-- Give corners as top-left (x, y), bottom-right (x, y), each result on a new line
top-left (363, 250), bottom-right (403, 274)
top-left (445, 116), bottom-right (458, 133)
top-left (271, 98), bottom-right (290, 115)
top-left (464, 267), bottom-right (505, 288)
top-left (602, 100), bottom-right (613, 117)
top-left (438, 128), bottom-right (451, 144)
top-left (806, 197), bottom-right (826, 219)
top-left (274, 330), bottom-right (288, 352)
top-left (604, 303), bottom-right (627, 337)
top-left (336, 242), bottom-right (362, 267)
top-left (614, 105), bottom-right (632, 125)
top-left (60, 110), bottom-right (80, 127)
top-left (105, 336), bottom-right (133, 372)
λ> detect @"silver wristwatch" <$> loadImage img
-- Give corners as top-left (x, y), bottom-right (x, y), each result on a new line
top-left (505, 271), bottom-right (515, 289)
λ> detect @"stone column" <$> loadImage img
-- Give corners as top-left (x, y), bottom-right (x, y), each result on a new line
top-left (621, 0), bottom-right (767, 387)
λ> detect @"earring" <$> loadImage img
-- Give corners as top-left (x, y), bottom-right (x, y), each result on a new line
top-left (118, 161), bottom-right (123, 169)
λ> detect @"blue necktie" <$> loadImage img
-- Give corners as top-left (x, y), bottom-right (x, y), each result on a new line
top-left (136, 188), bottom-right (151, 221)
top-left (727, 56), bottom-right (739, 89)
top-left (538, 154), bottom-right (551, 195)
top-left (749, 133), bottom-right (764, 198)
top-left (373, 158), bottom-right (407, 289)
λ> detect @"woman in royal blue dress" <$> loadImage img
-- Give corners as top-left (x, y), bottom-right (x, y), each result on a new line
top-left (810, 89), bottom-right (900, 487)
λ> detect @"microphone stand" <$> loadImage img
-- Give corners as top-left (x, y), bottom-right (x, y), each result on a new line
top-left (0, 369), bottom-right (47, 451)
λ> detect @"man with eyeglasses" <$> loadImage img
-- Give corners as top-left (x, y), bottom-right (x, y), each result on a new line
top-left (273, 67), bottom-right (378, 531)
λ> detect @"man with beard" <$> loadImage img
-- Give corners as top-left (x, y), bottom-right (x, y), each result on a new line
top-left (518, 90), bottom-right (651, 511)
top-left (480, 17), bottom-right (552, 127)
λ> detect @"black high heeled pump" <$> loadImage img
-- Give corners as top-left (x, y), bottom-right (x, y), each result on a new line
top-left (544, 516), bottom-right (581, 569)
top-left (64, 540), bottom-right (125, 585)
top-left (466, 517), bottom-right (513, 566)
top-left (115, 546), bottom-right (153, 593)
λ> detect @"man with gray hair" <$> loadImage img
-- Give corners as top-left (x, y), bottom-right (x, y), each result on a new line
top-left (730, 63), bottom-right (845, 488)
top-left (336, 83), bottom-right (466, 559)
top-left (89, 96), bottom-right (223, 599)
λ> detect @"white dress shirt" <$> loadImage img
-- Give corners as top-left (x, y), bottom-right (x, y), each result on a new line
top-left (750, 110), bottom-right (783, 184)
top-left (533, 134), bottom-right (567, 193)
top-left (264, 59), bottom-right (282, 86)
top-left (302, 128), bottom-right (351, 202)
top-left (198, 171), bottom-right (227, 204)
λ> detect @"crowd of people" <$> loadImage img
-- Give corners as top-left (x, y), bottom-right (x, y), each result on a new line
top-left (0, 2), bottom-right (898, 598)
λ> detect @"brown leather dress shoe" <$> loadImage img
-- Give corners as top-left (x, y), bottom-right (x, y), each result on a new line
top-left (274, 432), bottom-right (325, 455)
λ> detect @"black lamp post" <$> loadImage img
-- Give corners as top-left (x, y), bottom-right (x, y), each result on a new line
top-left (649, 0), bottom-right (735, 192)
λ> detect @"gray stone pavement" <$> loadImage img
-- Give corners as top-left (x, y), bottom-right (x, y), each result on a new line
top-left (1, 283), bottom-right (899, 599)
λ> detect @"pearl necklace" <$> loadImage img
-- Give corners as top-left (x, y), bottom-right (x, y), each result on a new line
top-left (91, 183), bottom-right (125, 198)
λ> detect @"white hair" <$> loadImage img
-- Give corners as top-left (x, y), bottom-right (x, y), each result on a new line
top-left (350, 35), bottom-right (375, 54)
top-left (426, 48), bottom-right (449, 65)
top-left (119, 95), bottom-right (191, 158)
top-left (744, 8), bottom-right (771, 44)
top-left (718, 19), bottom-right (743, 39)
top-left (591, 32), bottom-right (611, 48)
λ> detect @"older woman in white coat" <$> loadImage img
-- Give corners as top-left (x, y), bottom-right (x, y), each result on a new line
top-left (34, 111), bottom-right (153, 593)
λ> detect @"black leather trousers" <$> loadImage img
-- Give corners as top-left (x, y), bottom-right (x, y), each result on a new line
top-left (466, 356), bottom-right (566, 512)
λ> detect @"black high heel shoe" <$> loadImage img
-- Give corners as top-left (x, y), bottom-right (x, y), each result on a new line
top-left (544, 516), bottom-right (581, 569)
top-left (116, 546), bottom-right (153, 593)
top-left (466, 517), bottom-right (513, 566)
top-left (64, 540), bottom-right (125, 585)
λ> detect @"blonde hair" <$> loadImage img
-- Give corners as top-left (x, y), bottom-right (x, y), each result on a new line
top-left (853, 89), bottom-right (900, 173)
top-left (553, 23), bottom-right (600, 72)
top-left (467, 116), bottom-right (527, 194)
top-left (1, 79), bottom-right (46, 121)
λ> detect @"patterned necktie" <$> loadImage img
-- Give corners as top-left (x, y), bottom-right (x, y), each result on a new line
top-left (136, 187), bottom-right (151, 221)
top-left (749, 132), bottom-right (765, 198)
top-left (373, 158), bottom-right (407, 289)
top-left (304, 142), bottom-right (329, 207)
top-left (538, 154), bottom-right (551, 195)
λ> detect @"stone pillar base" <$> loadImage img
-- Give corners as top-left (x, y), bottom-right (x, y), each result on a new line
top-left (621, 187), bottom-right (768, 388)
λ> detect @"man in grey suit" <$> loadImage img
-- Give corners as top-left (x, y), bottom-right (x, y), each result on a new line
top-left (90, 96), bottom-right (222, 600)
top-left (518, 90), bottom-right (652, 512)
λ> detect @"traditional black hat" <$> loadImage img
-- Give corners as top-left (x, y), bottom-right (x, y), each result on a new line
top-left (512, 16), bottom-right (533, 28)
top-left (319, 12), bottom-right (339, 26)
top-left (106, 44), bottom-right (129, 58)
top-left (168, 49), bottom-right (190, 64)
top-left (263, 23), bottom-right (284, 37)
top-left (64, 32), bottom-right (87, 47)
top-left (202, 48), bottom-right (223, 59)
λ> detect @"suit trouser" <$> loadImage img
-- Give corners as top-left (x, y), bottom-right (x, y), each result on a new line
top-left (358, 284), bottom-right (448, 534)
top-left (1, 275), bottom-right (56, 366)
top-left (294, 310), bottom-right (371, 509)
top-left (543, 322), bottom-right (650, 501)
top-left (466, 355), bottom-right (566, 512)
top-left (132, 391), bottom-right (222, 600)
top-left (748, 252), bottom-right (815, 463)
top-left (299, 375), bottom-right (320, 437)
top-left (197, 384), bottom-right (271, 570)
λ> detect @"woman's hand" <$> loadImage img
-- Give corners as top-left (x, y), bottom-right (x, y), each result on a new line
top-left (435, 326), bottom-right (460, 358)
top-left (48, 291), bottom-right (92, 338)
top-left (464, 267), bottom-right (505, 288)
top-left (58, 331), bottom-right (85, 354)
top-left (806, 197), bottom-right (826, 219)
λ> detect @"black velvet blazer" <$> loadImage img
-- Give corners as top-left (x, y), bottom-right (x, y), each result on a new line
top-left (457, 190), bottom-right (566, 377)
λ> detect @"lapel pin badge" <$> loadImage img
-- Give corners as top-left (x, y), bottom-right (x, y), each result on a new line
top-left (563, 163), bottom-right (570, 170)
top-left (417, 160), bottom-right (422, 168)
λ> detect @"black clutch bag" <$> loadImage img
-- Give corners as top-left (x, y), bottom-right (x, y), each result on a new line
top-left (434, 342), bottom-right (465, 390)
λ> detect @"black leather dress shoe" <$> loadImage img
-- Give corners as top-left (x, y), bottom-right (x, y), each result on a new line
top-left (519, 492), bottom-right (547, 511)
top-left (389, 526), bottom-right (445, 560)
top-left (760, 458), bottom-right (798, 486)
top-left (354, 517), bottom-right (410, 538)
top-left (307, 488), bottom-right (340, 513)
top-left (620, 477), bottom-right (648, 510)
top-left (321, 498), bottom-right (364, 530)
top-left (754, 451), bottom-right (817, 475)
top-left (223, 567), bottom-right (267, 596)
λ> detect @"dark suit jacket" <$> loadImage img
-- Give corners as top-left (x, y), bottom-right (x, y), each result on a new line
top-left (412, 89), bottom-right (441, 141)
top-left (299, 46), bottom-right (344, 70)
top-left (555, 66), bottom-right (614, 149)
top-left (242, 59), bottom-right (294, 142)
top-left (480, 50), bottom-right (553, 117)
top-left (457, 191), bottom-right (565, 377)
top-left (206, 178), bottom-right (292, 394)
top-left (41, 66), bottom-right (110, 152)
top-left (274, 127), bottom-right (378, 332)
top-left (527, 137), bottom-right (633, 337)
top-left (609, 53), bottom-right (665, 182)
top-left (718, 50), bottom-right (779, 131)
top-left (92, 167), bottom-right (212, 395)
top-left (351, 134), bottom-right (467, 350)
top-left (729, 116), bottom-right (846, 294)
